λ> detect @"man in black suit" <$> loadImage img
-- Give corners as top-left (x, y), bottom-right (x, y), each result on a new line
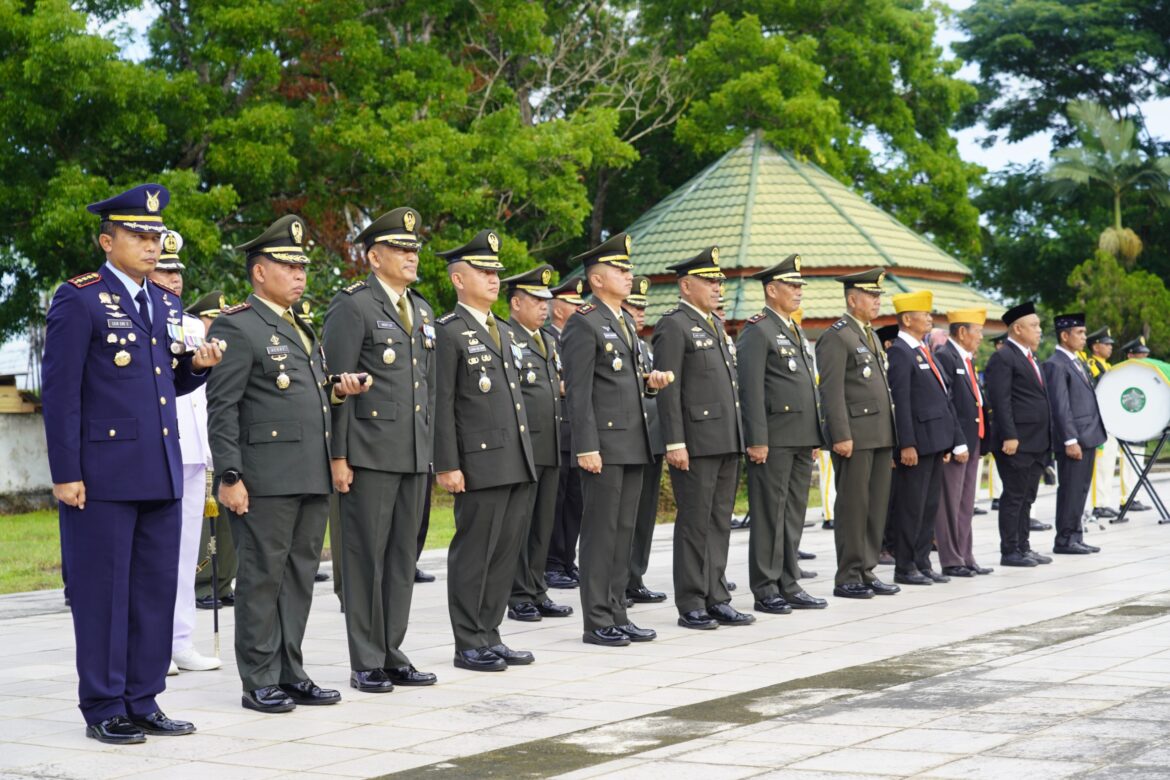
top-left (933, 308), bottom-right (993, 577)
top-left (1043, 313), bottom-right (1107, 554)
top-left (983, 301), bottom-right (1053, 567)
top-left (886, 291), bottom-right (965, 586)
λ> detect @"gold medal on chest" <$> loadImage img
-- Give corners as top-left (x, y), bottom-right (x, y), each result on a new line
top-left (478, 371), bottom-right (492, 393)
top-left (113, 350), bottom-right (131, 367)
top-left (383, 347), bottom-right (396, 365)
top-left (276, 372), bottom-right (291, 390)
top-left (605, 342), bottom-right (613, 353)
top-left (612, 355), bottom-right (623, 372)
top-left (862, 365), bottom-right (873, 379)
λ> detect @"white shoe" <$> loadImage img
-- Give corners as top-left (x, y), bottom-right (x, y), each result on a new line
top-left (167, 660), bottom-right (179, 676)
top-left (173, 647), bottom-right (222, 672)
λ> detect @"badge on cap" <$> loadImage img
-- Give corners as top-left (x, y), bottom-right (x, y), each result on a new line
top-left (403, 211), bottom-right (416, 232)
top-left (624, 235), bottom-right (632, 254)
top-left (145, 190), bottom-right (161, 213)
top-left (487, 232), bottom-right (500, 253)
top-left (291, 220), bottom-right (304, 245)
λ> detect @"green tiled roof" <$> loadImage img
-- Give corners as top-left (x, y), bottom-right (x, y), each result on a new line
top-left (628, 131), bottom-right (974, 278)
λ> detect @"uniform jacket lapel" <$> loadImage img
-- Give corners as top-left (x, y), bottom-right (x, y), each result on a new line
top-left (457, 305), bottom-right (503, 358)
top-left (103, 275), bottom-right (149, 335)
top-left (248, 293), bottom-right (309, 355)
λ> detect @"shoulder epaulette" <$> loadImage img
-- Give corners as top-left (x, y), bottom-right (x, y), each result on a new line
top-left (747, 312), bottom-right (766, 324)
top-left (222, 302), bottom-right (252, 315)
top-left (661, 307), bottom-right (679, 316)
top-left (436, 312), bottom-right (457, 325)
top-left (407, 288), bottom-right (431, 307)
top-left (576, 304), bottom-right (595, 314)
top-left (149, 278), bottom-right (179, 296)
top-left (67, 272), bottom-right (101, 288)
top-left (830, 319), bottom-right (847, 331)
top-left (341, 280), bottom-right (367, 295)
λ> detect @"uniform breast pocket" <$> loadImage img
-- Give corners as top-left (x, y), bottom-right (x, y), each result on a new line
top-left (689, 403), bottom-right (724, 421)
top-left (89, 418), bottom-right (138, 441)
top-left (355, 399), bottom-right (397, 422)
top-left (598, 411), bottom-right (628, 431)
top-left (850, 352), bottom-right (875, 379)
top-left (465, 359), bottom-right (500, 392)
top-left (248, 421), bottom-right (303, 443)
top-left (461, 427), bottom-right (503, 453)
top-left (848, 402), bottom-right (878, 418)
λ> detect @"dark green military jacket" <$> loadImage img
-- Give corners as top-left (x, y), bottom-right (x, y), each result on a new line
top-left (561, 302), bottom-right (652, 465)
top-left (509, 317), bottom-right (562, 468)
top-left (736, 307), bottom-right (824, 449)
top-left (206, 294), bottom-right (334, 496)
top-left (640, 338), bottom-right (665, 457)
top-left (322, 275), bottom-right (435, 474)
top-left (650, 303), bottom-right (743, 457)
top-left (814, 315), bottom-right (894, 449)
top-left (433, 304), bottom-right (536, 490)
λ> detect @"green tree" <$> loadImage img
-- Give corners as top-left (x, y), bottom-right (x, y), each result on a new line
top-left (1069, 250), bottom-right (1170, 356)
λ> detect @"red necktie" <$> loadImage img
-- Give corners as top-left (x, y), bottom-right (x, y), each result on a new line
top-left (1025, 349), bottom-right (1044, 386)
top-left (919, 346), bottom-right (946, 392)
top-left (965, 356), bottom-right (985, 439)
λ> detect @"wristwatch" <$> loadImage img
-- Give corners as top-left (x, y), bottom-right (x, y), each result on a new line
top-left (221, 469), bottom-right (243, 486)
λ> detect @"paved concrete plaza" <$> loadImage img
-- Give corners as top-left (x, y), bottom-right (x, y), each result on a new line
top-left (2, 474), bottom-right (1169, 779)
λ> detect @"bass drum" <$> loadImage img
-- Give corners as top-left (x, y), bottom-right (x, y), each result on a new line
top-left (1096, 358), bottom-right (1170, 443)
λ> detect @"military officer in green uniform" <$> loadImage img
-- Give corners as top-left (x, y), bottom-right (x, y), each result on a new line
top-left (563, 233), bottom-right (672, 646)
top-left (814, 268), bottom-right (901, 600)
top-left (207, 215), bottom-right (370, 713)
top-left (433, 230), bottom-right (537, 672)
top-left (321, 207), bottom-right (438, 692)
top-left (652, 247), bottom-right (752, 630)
top-left (622, 276), bottom-right (668, 605)
top-left (502, 265), bottom-right (574, 623)
top-left (737, 255), bottom-right (828, 614)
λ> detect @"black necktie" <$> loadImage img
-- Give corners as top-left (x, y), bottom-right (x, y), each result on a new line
top-left (135, 289), bottom-right (151, 330)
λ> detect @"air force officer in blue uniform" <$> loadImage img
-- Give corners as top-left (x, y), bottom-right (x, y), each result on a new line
top-left (41, 184), bottom-right (224, 744)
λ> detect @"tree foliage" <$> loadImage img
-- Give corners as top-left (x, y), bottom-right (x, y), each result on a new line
top-left (1069, 251), bottom-right (1170, 356)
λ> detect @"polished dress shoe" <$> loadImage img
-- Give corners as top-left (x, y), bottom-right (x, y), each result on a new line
top-left (991, 498), bottom-right (1000, 510)
top-left (1025, 550), bottom-right (1053, 564)
top-left (878, 550), bottom-right (895, 566)
top-left (314, 570), bottom-right (330, 582)
top-left (615, 623), bottom-right (657, 642)
top-left (1130, 501), bottom-right (1152, 512)
top-left (195, 594), bottom-right (222, 610)
top-left (1081, 542), bottom-right (1101, 553)
top-left (280, 680), bottom-right (341, 705)
top-left (583, 627), bottom-right (631, 646)
top-left (1000, 551), bottom-right (1037, 567)
top-left (726, 580), bottom-right (738, 591)
top-left (923, 569), bottom-right (951, 583)
top-left (129, 710), bottom-right (195, 736)
top-left (454, 648), bottom-right (507, 671)
top-left (537, 598), bottom-right (573, 617)
top-left (753, 595), bottom-right (792, 614)
top-left (625, 586), bottom-right (667, 603)
top-left (973, 506), bottom-right (988, 515)
top-left (798, 550), bottom-right (816, 560)
top-left (414, 568), bottom-right (436, 583)
top-left (507, 601), bottom-right (542, 622)
top-left (822, 520), bottom-right (834, 530)
top-left (867, 579), bottom-right (900, 595)
top-left (894, 571), bottom-right (932, 586)
top-left (86, 715), bottom-right (146, 744)
top-left (545, 570), bottom-right (578, 589)
top-left (941, 565), bottom-right (975, 577)
top-left (350, 669), bottom-right (394, 692)
top-left (832, 583), bottom-right (874, 599)
top-left (786, 591), bottom-right (828, 609)
top-left (242, 686), bottom-right (296, 713)
top-left (1092, 506), bottom-right (1119, 518)
top-left (488, 644), bottom-right (534, 665)
top-left (730, 514), bottom-right (750, 529)
top-left (1053, 541), bottom-right (1092, 554)
top-left (1030, 518), bottom-right (1053, 531)
top-left (220, 593), bottom-right (235, 605)
top-left (707, 602), bottom-right (756, 626)
top-left (969, 564), bottom-right (993, 574)
top-left (173, 647), bottom-right (221, 671)
top-left (799, 569), bottom-right (817, 579)
top-left (677, 610), bottom-right (719, 629)
top-left (386, 665), bottom-right (437, 686)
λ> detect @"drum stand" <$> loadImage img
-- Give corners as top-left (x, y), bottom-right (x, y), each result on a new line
top-left (1117, 429), bottom-right (1170, 524)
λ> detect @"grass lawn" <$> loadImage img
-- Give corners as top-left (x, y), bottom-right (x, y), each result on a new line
top-left (0, 510), bottom-right (64, 595)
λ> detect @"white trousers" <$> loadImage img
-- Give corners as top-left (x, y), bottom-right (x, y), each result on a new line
top-left (1091, 436), bottom-right (1119, 509)
top-left (173, 464), bottom-right (206, 654)
top-left (817, 449), bottom-right (836, 521)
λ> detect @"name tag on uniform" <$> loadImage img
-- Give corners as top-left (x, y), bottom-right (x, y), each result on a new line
top-left (956, 368), bottom-right (966, 375)
top-left (918, 363), bottom-right (931, 370)
top-left (376, 320), bottom-right (398, 330)
top-left (468, 343), bottom-right (486, 354)
top-left (267, 344), bottom-right (291, 355)
top-left (856, 346), bottom-right (870, 354)
top-left (107, 319), bottom-right (132, 328)
top-left (602, 330), bottom-right (619, 339)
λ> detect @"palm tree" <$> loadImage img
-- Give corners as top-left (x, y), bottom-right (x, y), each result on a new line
top-left (1045, 100), bottom-right (1170, 267)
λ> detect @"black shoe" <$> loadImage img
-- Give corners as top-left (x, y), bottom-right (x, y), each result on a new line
top-left (128, 710), bottom-right (195, 736)
top-left (799, 569), bottom-right (817, 579)
top-left (1030, 519), bottom-right (1053, 531)
top-left (242, 686), bottom-right (296, 713)
top-left (536, 598), bottom-right (574, 617)
top-left (991, 498), bottom-right (1000, 510)
top-left (730, 514), bottom-right (750, 529)
top-left (350, 669), bottom-right (394, 693)
top-left (414, 568), bottom-right (436, 583)
top-left (785, 591), bottom-right (828, 609)
top-left (1092, 507), bottom-right (1119, 518)
top-left (973, 506), bottom-right (988, 515)
top-left (969, 564), bottom-right (994, 574)
top-left (707, 602), bottom-right (756, 626)
top-left (833, 583), bottom-right (874, 599)
top-left (385, 665), bottom-right (437, 686)
top-left (86, 715), bottom-right (146, 744)
top-left (1000, 552), bottom-right (1037, 567)
top-left (220, 593), bottom-right (235, 605)
top-left (487, 644), bottom-right (535, 665)
top-left (1053, 542), bottom-right (1091, 554)
top-left (507, 601), bottom-right (542, 622)
top-left (726, 580), bottom-right (737, 591)
top-left (583, 627), bottom-right (631, 646)
top-left (545, 570), bottom-right (579, 589)
top-left (615, 623), bottom-right (657, 642)
top-left (1130, 501), bottom-right (1152, 512)
top-left (878, 550), bottom-right (895, 566)
top-left (678, 610), bottom-right (719, 630)
top-left (279, 680), bottom-right (341, 705)
top-left (1025, 550), bottom-right (1053, 564)
top-left (1081, 542), bottom-right (1101, 553)
top-left (822, 520), bottom-right (834, 530)
top-left (195, 595), bottom-right (221, 610)
top-left (941, 565), bottom-right (975, 578)
top-left (867, 579), bottom-right (901, 595)
top-left (454, 648), bottom-right (507, 671)
top-left (798, 549), bottom-right (816, 560)
top-left (753, 595), bottom-right (792, 614)
top-left (923, 569), bottom-right (951, 583)
top-left (625, 586), bottom-right (667, 603)
top-left (1043, 465), bottom-right (1057, 485)
top-left (314, 570), bottom-right (330, 582)
top-left (894, 571), bottom-right (932, 586)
